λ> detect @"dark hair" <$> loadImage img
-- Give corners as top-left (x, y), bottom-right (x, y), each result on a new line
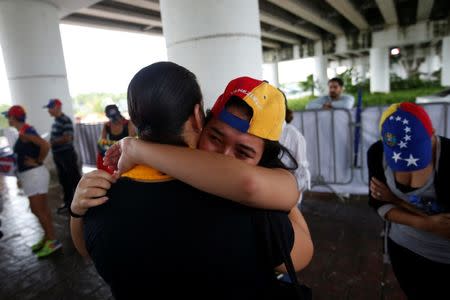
top-left (328, 77), bottom-right (343, 87)
top-left (104, 104), bottom-right (122, 120)
top-left (224, 96), bottom-right (254, 119)
top-left (206, 97), bottom-right (298, 171)
top-left (12, 115), bottom-right (26, 123)
top-left (104, 104), bottom-right (120, 114)
top-left (127, 62), bottom-right (203, 145)
top-left (278, 88), bottom-right (293, 124)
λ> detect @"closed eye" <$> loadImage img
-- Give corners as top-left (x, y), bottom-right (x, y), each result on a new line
top-left (236, 148), bottom-right (254, 159)
top-left (208, 133), bottom-right (222, 145)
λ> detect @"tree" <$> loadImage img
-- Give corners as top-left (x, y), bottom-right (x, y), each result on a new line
top-left (73, 92), bottom-right (127, 118)
top-left (0, 104), bottom-right (10, 129)
top-left (298, 74), bottom-right (317, 97)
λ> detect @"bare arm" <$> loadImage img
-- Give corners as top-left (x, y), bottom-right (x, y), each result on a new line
top-left (22, 134), bottom-right (50, 163)
top-left (370, 176), bottom-right (450, 239)
top-left (385, 207), bottom-right (425, 228)
top-left (108, 138), bottom-right (299, 211)
top-left (70, 170), bottom-right (116, 257)
top-left (274, 207), bottom-right (313, 272)
top-left (70, 217), bottom-right (90, 257)
top-left (370, 178), bottom-right (427, 216)
top-left (385, 208), bottom-right (450, 239)
top-left (101, 125), bottom-right (107, 139)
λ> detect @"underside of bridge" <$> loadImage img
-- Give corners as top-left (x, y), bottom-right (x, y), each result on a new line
top-left (60, 0), bottom-right (450, 62)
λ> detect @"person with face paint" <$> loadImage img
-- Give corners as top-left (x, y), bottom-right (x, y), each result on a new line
top-left (96, 105), bottom-right (136, 173)
top-left (70, 63), bottom-right (312, 298)
top-left (368, 103), bottom-right (450, 299)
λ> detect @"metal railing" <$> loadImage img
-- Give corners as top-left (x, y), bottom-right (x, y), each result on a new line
top-left (292, 109), bottom-right (354, 187)
top-left (72, 103), bottom-right (450, 195)
top-left (358, 102), bottom-right (450, 184)
top-left (74, 123), bottom-right (103, 166)
top-left (293, 103), bottom-right (450, 192)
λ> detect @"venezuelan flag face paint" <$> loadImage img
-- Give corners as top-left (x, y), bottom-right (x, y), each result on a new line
top-left (379, 103), bottom-right (433, 171)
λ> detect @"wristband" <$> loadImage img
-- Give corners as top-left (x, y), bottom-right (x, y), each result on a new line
top-left (69, 206), bottom-right (85, 218)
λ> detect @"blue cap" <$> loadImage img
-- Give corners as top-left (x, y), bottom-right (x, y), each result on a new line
top-left (43, 98), bottom-right (62, 108)
top-left (381, 107), bottom-right (432, 171)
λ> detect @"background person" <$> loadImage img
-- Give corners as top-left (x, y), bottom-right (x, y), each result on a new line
top-left (96, 104), bottom-right (136, 173)
top-left (368, 102), bottom-right (450, 299)
top-left (305, 77), bottom-right (354, 110)
top-left (2, 105), bottom-right (62, 257)
top-left (280, 90), bottom-right (310, 205)
top-left (44, 98), bottom-right (81, 214)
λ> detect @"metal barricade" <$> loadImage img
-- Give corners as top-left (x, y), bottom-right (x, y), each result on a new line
top-left (292, 103), bottom-right (450, 195)
top-left (73, 103), bottom-right (449, 194)
top-left (359, 102), bottom-right (450, 184)
top-left (74, 123), bottom-right (103, 166)
top-left (292, 109), bottom-right (353, 191)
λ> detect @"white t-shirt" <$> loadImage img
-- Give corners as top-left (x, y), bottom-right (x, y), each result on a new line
top-left (2, 127), bottom-right (18, 149)
top-left (280, 122), bottom-right (311, 204)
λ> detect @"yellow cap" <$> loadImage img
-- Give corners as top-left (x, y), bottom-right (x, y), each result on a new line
top-left (211, 77), bottom-right (285, 141)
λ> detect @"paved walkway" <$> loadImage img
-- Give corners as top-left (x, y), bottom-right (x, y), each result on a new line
top-left (0, 176), bottom-right (405, 299)
top-left (300, 193), bottom-right (405, 300)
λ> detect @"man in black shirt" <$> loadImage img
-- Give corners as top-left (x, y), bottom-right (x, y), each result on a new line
top-left (44, 99), bottom-right (81, 213)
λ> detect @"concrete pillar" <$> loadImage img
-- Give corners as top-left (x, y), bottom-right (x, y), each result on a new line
top-left (293, 45), bottom-right (300, 60)
top-left (420, 47), bottom-right (439, 80)
top-left (0, 0), bottom-right (73, 134)
top-left (160, 0), bottom-right (262, 108)
top-left (314, 55), bottom-right (328, 94)
top-left (263, 62), bottom-right (279, 87)
top-left (355, 57), bottom-right (369, 81)
top-left (370, 47), bottom-right (390, 93)
top-left (442, 36), bottom-right (450, 87)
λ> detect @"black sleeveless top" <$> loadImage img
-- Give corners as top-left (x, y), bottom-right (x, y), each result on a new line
top-left (13, 125), bottom-right (41, 172)
top-left (106, 120), bottom-right (129, 141)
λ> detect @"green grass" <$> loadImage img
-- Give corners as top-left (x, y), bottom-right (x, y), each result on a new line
top-left (288, 87), bottom-right (445, 111)
top-left (0, 104), bottom-right (9, 129)
top-left (287, 95), bottom-right (315, 111)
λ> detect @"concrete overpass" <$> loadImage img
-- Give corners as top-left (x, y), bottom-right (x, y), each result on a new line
top-left (60, 0), bottom-right (450, 90)
top-left (0, 0), bottom-right (449, 133)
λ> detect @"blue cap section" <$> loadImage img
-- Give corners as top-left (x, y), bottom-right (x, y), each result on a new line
top-left (218, 110), bottom-right (250, 133)
top-left (381, 109), bottom-right (432, 171)
top-left (43, 99), bottom-right (61, 109)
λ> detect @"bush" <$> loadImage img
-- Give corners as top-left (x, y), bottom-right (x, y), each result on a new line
top-left (390, 73), bottom-right (441, 90)
top-left (357, 87), bottom-right (444, 107)
top-left (288, 87), bottom-right (444, 111)
top-left (287, 95), bottom-right (315, 111)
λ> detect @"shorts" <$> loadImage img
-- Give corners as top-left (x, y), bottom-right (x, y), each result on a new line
top-left (17, 165), bottom-right (50, 197)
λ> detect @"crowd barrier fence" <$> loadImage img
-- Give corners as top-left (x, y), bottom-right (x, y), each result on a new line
top-left (292, 102), bottom-right (449, 195)
top-left (73, 103), bottom-right (449, 195)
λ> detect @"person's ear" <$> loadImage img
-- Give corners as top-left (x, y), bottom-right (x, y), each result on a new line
top-left (193, 103), bottom-right (204, 133)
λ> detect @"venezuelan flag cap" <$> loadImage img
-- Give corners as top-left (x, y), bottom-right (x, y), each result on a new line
top-left (379, 102), bottom-right (433, 171)
top-left (2, 105), bottom-right (26, 119)
top-left (43, 98), bottom-right (62, 109)
top-left (211, 77), bottom-right (285, 141)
